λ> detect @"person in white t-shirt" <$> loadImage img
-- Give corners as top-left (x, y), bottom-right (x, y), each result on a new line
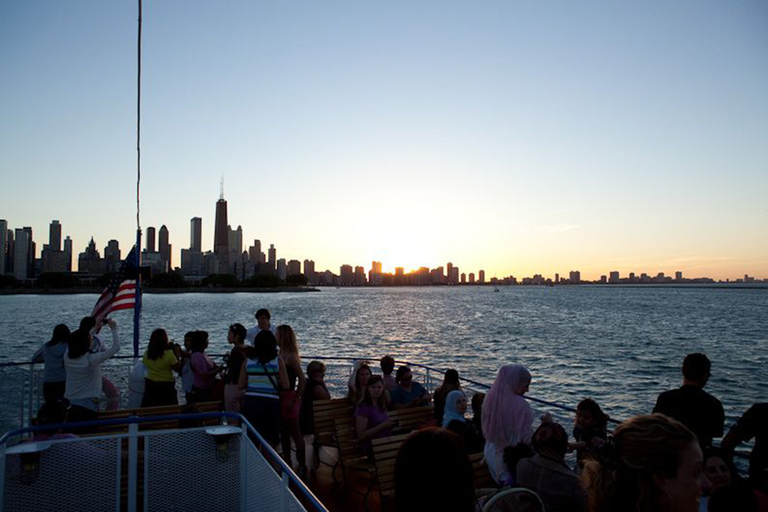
top-left (245, 308), bottom-right (277, 344)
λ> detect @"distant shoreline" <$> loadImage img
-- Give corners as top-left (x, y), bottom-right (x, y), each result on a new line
top-left (1, 283), bottom-right (766, 295)
top-left (0, 286), bottom-right (321, 295)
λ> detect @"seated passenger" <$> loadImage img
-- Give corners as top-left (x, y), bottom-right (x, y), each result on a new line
top-left (433, 368), bottom-right (461, 425)
top-left (299, 360), bottom-right (331, 436)
top-left (570, 398), bottom-right (608, 466)
top-left (471, 392), bottom-right (486, 443)
top-left (355, 375), bottom-right (394, 445)
top-left (347, 362), bottom-right (372, 405)
top-left (517, 422), bottom-right (586, 512)
top-left (394, 428), bottom-right (476, 512)
top-left (443, 390), bottom-right (484, 453)
top-left (390, 366), bottom-right (431, 410)
top-left (581, 413), bottom-right (709, 512)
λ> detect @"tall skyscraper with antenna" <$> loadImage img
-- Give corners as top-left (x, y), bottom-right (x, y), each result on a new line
top-left (214, 179), bottom-right (230, 274)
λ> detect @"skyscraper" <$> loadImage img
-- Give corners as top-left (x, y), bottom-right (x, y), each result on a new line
top-left (190, 217), bottom-right (202, 252)
top-left (49, 220), bottom-right (61, 251)
top-left (249, 239), bottom-right (262, 263)
top-left (159, 225), bottom-right (171, 271)
top-left (146, 227), bottom-right (156, 253)
top-left (267, 244), bottom-right (276, 273)
top-left (0, 219), bottom-right (6, 275)
top-left (104, 240), bottom-right (121, 273)
top-left (214, 192), bottom-right (230, 274)
top-left (13, 227), bottom-right (33, 279)
top-left (63, 236), bottom-right (72, 272)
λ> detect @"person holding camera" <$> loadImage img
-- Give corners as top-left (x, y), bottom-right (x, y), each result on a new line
top-left (141, 328), bottom-right (183, 407)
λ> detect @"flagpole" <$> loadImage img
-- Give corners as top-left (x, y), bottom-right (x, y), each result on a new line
top-left (133, 0), bottom-right (143, 359)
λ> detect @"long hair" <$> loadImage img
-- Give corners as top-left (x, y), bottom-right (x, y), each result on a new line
top-left (47, 324), bottom-right (70, 347)
top-left (581, 414), bottom-right (697, 512)
top-left (362, 375), bottom-right (386, 410)
top-left (229, 323), bottom-right (246, 344)
top-left (147, 329), bottom-right (168, 360)
top-left (276, 325), bottom-right (300, 363)
top-left (67, 329), bottom-right (91, 359)
top-left (394, 428), bottom-right (475, 512)
top-left (248, 330), bottom-right (278, 365)
top-left (577, 398), bottom-right (609, 431)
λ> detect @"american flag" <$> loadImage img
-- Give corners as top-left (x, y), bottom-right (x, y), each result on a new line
top-left (91, 246), bottom-right (139, 323)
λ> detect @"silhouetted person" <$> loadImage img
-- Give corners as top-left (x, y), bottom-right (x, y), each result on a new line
top-left (653, 353), bottom-right (724, 449)
top-left (721, 403), bottom-right (768, 495)
top-left (246, 308), bottom-right (276, 344)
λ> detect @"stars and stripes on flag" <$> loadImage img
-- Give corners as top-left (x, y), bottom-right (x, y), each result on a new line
top-left (91, 246), bottom-right (139, 324)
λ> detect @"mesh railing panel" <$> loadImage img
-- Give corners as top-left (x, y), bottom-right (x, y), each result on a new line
top-left (145, 429), bottom-right (240, 512)
top-left (245, 441), bottom-right (283, 510)
top-left (3, 437), bottom-right (120, 512)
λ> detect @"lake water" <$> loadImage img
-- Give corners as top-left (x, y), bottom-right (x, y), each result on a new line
top-left (1, 285), bottom-right (766, 433)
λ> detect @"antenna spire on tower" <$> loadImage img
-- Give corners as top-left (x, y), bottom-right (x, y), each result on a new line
top-left (220, 176), bottom-right (224, 200)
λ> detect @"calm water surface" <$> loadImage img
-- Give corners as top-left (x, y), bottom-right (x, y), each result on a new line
top-left (1, 286), bottom-right (766, 432)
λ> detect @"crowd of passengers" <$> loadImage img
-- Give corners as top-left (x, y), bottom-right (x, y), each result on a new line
top-left (32, 310), bottom-right (767, 512)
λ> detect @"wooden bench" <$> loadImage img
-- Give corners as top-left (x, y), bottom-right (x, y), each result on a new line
top-left (333, 415), bottom-right (379, 508)
top-left (311, 398), bottom-right (354, 469)
top-left (371, 432), bottom-right (410, 512)
top-left (469, 451), bottom-right (496, 490)
top-left (87, 401), bottom-right (222, 434)
top-left (387, 404), bottom-right (434, 431)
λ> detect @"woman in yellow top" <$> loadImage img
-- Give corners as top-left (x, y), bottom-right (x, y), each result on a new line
top-left (142, 329), bottom-right (183, 407)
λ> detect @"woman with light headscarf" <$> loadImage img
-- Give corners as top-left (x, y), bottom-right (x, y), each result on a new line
top-left (443, 389), bottom-right (484, 453)
top-left (481, 364), bottom-right (534, 485)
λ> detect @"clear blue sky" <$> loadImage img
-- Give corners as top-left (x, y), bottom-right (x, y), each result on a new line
top-left (1, 1), bottom-right (767, 279)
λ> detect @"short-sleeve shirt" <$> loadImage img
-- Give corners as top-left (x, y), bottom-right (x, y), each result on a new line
top-left (355, 403), bottom-right (391, 439)
top-left (191, 352), bottom-right (216, 390)
top-left (391, 382), bottom-right (427, 405)
top-left (653, 385), bottom-right (724, 448)
top-left (143, 349), bottom-right (177, 382)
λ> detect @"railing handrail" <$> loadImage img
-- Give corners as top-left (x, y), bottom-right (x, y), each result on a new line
top-left (0, 411), bottom-right (329, 512)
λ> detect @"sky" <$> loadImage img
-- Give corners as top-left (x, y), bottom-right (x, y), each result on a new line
top-left (1, 1), bottom-right (767, 280)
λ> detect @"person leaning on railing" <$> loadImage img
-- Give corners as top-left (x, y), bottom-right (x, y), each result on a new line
top-left (64, 318), bottom-right (120, 423)
top-left (31, 324), bottom-right (71, 404)
top-left (141, 328), bottom-right (183, 407)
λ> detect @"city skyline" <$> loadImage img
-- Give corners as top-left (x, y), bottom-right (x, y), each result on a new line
top-left (1, 212), bottom-right (765, 284)
top-left (2, 1), bottom-right (767, 281)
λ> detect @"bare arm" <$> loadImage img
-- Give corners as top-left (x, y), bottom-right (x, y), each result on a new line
top-left (277, 357), bottom-right (289, 391)
top-left (238, 359), bottom-right (248, 390)
top-left (292, 357), bottom-right (306, 398)
top-left (89, 321), bottom-right (120, 366)
top-left (356, 414), bottom-right (394, 441)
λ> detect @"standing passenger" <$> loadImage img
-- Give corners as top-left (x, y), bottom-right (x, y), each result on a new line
top-left (239, 330), bottom-right (288, 447)
top-left (33, 324), bottom-right (71, 403)
top-left (380, 355), bottom-right (396, 391)
top-left (64, 319), bottom-right (120, 422)
top-left (276, 325), bottom-right (307, 475)
top-left (482, 364), bottom-right (534, 486)
top-left (223, 323), bottom-right (247, 413)
top-left (653, 353), bottom-right (724, 449)
top-left (79, 316), bottom-right (121, 410)
top-left (141, 329), bottom-right (182, 407)
top-left (246, 308), bottom-right (276, 344)
top-left (189, 331), bottom-right (223, 402)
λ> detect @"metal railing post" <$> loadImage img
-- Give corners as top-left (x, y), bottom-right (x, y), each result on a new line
top-left (128, 422), bottom-right (139, 512)
top-left (240, 424), bottom-right (248, 510)
top-left (0, 441), bottom-right (6, 512)
top-left (280, 470), bottom-right (290, 512)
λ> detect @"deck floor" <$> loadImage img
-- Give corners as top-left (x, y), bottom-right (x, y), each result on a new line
top-left (290, 437), bottom-right (383, 512)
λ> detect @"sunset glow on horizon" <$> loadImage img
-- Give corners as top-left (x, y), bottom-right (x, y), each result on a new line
top-left (1, 1), bottom-right (766, 282)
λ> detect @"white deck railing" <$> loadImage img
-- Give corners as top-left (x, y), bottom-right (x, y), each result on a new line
top-left (0, 412), bottom-right (328, 512)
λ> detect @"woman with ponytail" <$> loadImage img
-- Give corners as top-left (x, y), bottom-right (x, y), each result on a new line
top-left (581, 413), bottom-right (710, 512)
